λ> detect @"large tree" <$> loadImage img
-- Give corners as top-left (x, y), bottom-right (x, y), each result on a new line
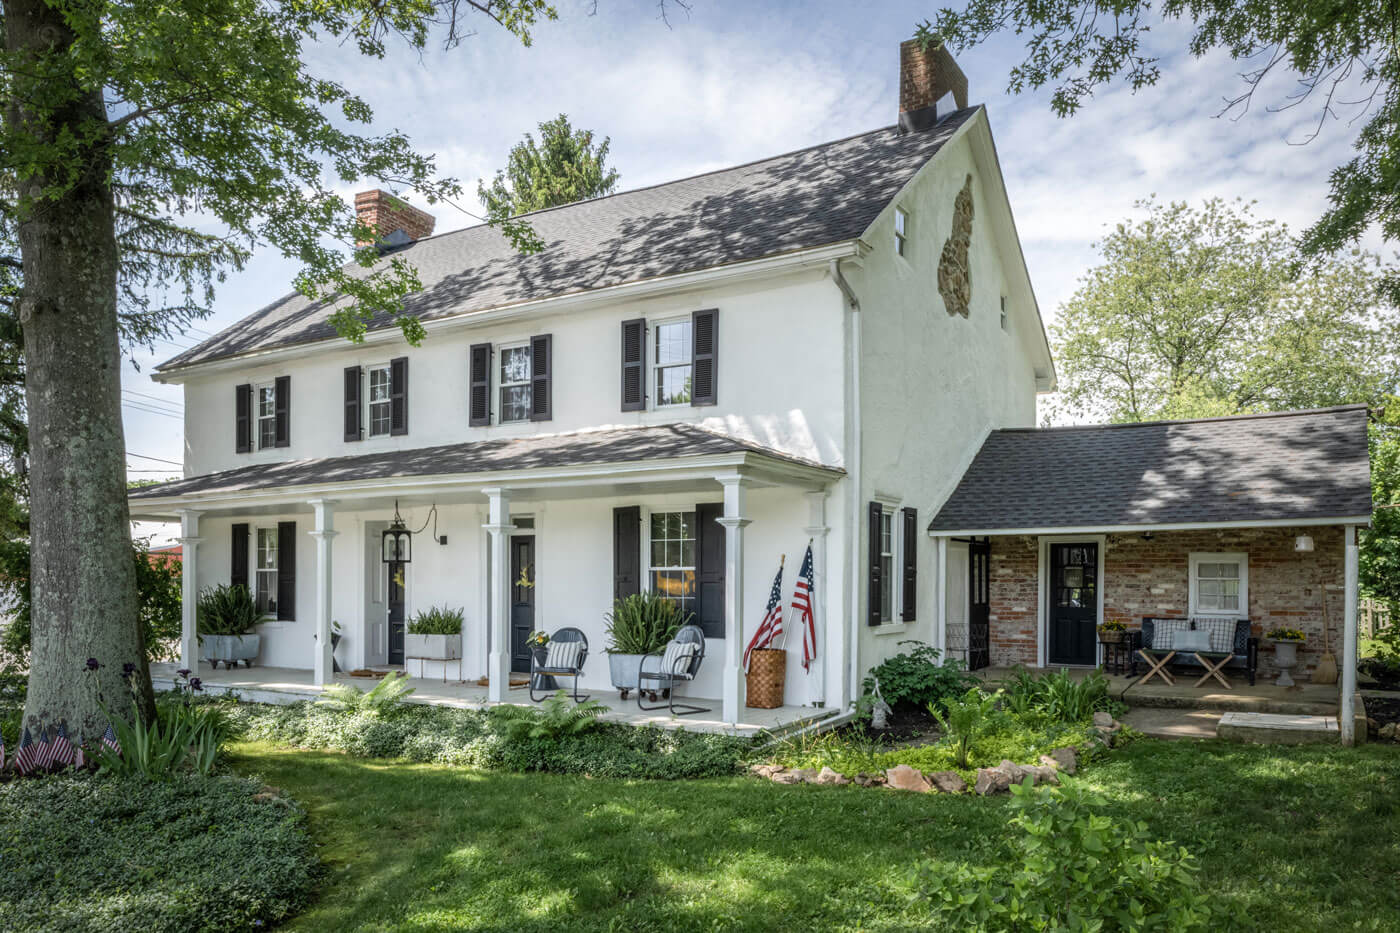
top-left (0, 0), bottom-right (615, 740)
top-left (1049, 198), bottom-right (1400, 424)
top-left (916, 2), bottom-right (1400, 300)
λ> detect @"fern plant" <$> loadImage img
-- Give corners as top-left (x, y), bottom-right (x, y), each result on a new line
top-left (930, 687), bottom-right (1001, 769)
top-left (603, 592), bottom-right (688, 654)
top-left (196, 584), bottom-right (268, 636)
top-left (315, 671), bottom-right (415, 715)
top-left (490, 692), bottom-right (608, 741)
top-left (406, 605), bottom-right (464, 635)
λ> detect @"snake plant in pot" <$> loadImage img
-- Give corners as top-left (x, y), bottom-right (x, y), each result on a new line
top-left (196, 584), bottom-right (269, 668)
top-left (603, 592), bottom-right (689, 698)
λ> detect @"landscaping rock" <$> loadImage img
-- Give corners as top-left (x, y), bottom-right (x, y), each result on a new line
top-left (750, 764), bottom-right (781, 779)
top-left (1093, 711), bottom-right (1115, 729)
top-left (994, 759), bottom-right (1028, 784)
top-left (853, 772), bottom-right (874, 787)
top-left (974, 767), bottom-right (1012, 795)
top-left (884, 764), bottom-right (932, 793)
top-left (771, 770), bottom-right (803, 785)
top-left (1379, 722), bottom-right (1397, 741)
top-left (1038, 754), bottom-right (1061, 772)
top-left (927, 770), bottom-right (967, 794)
top-left (816, 766), bottom-right (850, 786)
top-left (1027, 764), bottom-right (1059, 785)
top-left (794, 768), bottom-right (820, 784)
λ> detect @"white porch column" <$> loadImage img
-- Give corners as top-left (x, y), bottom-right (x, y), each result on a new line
top-left (1341, 524), bottom-right (1360, 746)
top-left (177, 510), bottom-right (203, 671)
top-left (934, 535), bottom-right (948, 656)
top-left (804, 491), bottom-right (830, 707)
top-left (717, 476), bottom-right (750, 724)
top-left (483, 488), bottom-right (514, 703)
top-left (309, 499), bottom-right (338, 686)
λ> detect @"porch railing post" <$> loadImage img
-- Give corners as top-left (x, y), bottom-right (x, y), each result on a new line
top-left (309, 499), bottom-right (338, 686)
top-left (177, 509), bottom-right (203, 671)
top-left (1341, 523), bottom-right (1359, 746)
top-left (804, 491), bottom-right (829, 707)
top-left (717, 475), bottom-right (751, 724)
top-left (483, 488), bottom-right (514, 703)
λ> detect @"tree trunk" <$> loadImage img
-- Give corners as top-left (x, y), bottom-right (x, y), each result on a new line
top-left (5, 0), bottom-right (154, 740)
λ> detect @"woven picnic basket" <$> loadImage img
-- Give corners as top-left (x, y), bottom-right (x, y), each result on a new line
top-left (746, 648), bottom-right (786, 709)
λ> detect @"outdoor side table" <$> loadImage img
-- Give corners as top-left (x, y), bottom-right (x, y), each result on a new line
top-left (1101, 638), bottom-right (1136, 675)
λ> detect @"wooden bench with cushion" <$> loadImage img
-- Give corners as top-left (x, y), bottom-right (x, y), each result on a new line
top-left (1138, 617), bottom-right (1258, 688)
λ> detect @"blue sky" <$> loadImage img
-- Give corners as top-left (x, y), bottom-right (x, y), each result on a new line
top-left (122, 0), bottom-right (1377, 493)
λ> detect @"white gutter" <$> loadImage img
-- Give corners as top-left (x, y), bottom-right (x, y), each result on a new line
top-left (153, 240), bottom-right (864, 384)
top-left (832, 258), bottom-right (862, 714)
top-left (927, 515), bottom-right (1375, 538)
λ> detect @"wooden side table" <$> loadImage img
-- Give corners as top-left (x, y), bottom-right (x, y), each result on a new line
top-left (1101, 632), bottom-right (1140, 676)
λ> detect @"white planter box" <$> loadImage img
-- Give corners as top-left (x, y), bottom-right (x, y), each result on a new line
top-left (405, 633), bottom-right (461, 660)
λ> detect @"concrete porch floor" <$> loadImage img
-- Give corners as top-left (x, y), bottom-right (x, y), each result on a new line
top-left (151, 662), bottom-right (834, 738)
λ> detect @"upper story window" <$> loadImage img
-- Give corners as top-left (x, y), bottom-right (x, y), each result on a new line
top-left (654, 319), bottom-right (693, 407)
top-left (256, 384), bottom-right (277, 449)
top-left (343, 358), bottom-right (407, 442)
top-left (235, 376), bottom-right (288, 453)
top-left (256, 527), bottom-right (279, 615)
top-left (499, 344), bottom-right (532, 423)
top-left (1000, 295), bottom-right (1009, 332)
top-left (1190, 552), bottom-right (1248, 616)
top-left (894, 207), bottom-right (909, 256)
top-left (367, 364), bottom-right (392, 436)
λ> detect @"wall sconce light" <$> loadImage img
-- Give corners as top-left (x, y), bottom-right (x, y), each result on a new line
top-left (1294, 534), bottom-right (1315, 553)
top-left (1141, 532), bottom-right (1154, 542)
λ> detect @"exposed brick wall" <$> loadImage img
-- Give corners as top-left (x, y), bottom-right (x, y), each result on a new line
top-left (354, 189), bottom-right (436, 245)
top-left (987, 526), bottom-right (1346, 678)
top-left (898, 39), bottom-right (968, 120)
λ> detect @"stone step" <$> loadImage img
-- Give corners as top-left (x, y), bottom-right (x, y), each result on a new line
top-left (1216, 711), bottom-right (1340, 745)
top-left (1120, 707), bottom-right (1221, 740)
top-left (1121, 687), bottom-right (1336, 716)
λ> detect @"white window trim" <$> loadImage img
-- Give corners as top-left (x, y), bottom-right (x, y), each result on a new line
top-left (1189, 551), bottom-right (1249, 618)
top-left (496, 340), bottom-right (532, 425)
top-left (651, 316), bottom-right (693, 409)
top-left (365, 362), bottom-right (392, 438)
top-left (645, 507), bottom-right (698, 618)
top-left (254, 526), bottom-right (280, 619)
top-left (999, 295), bottom-right (1009, 333)
top-left (894, 206), bottom-right (909, 259)
top-left (255, 382), bottom-right (277, 450)
top-left (872, 497), bottom-right (904, 628)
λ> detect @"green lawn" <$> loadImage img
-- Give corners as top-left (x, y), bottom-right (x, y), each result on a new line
top-left (230, 739), bottom-right (1400, 932)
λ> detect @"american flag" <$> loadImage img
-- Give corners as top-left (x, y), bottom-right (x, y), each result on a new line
top-left (743, 558), bottom-right (785, 671)
top-left (793, 543), bottom-right (817, 671)
top-left (100, 722), bottom-right (120, 757)
top-left (13, 727), bottom-right (37, 775)
top-left (51, 721), bottom-right (75, 769)
top-left (33, 725), bottom-right (57, 772)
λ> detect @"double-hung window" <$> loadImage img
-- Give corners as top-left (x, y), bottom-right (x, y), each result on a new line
top-left (498, 344), bottom-right (532, 423)
top-left (1190, 552), bottom-right (1248, 616)
top-left (649, 511), bottom-right (696, 620)
top-left (879, 509), bottom-right (895, 623)
top-left (255, 528), bottom-right (279, 615)
top-left (367, 364), bottom-right (392, 437)
top-left (894, 207), bottom-right (909, 257)
top-left (653, 320), bottom-right (693, 407)
top-left (256, 385), bottom-right (277, 449)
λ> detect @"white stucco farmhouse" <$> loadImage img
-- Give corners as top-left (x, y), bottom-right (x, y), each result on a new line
top-left (129, 42), bottom-right (1059, 725)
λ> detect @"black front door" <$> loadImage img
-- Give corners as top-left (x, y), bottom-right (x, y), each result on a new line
top-left (968, 539), bottom-right (990, 671)
top-left (387, 561), bottom-right (405, 665)
top-left (509, 535), bottom-right (536, 674)
top-left (1048, 543), bottom-right (1098, 666)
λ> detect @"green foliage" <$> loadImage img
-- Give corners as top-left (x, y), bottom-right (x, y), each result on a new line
top-left (195, 583), bottom-right (268, 637)
top-left (1265, 627), bottom-right (1306, 642)
top-left (1002, 667), bottom-right (1123, 723)
top-left (861, 640), bottom-right (975, 711)
top-left (919, 779), bottom-right (1220, 931)
top-left (489, 691), bottom-right (608, 741)
top-left (231, 699), bottom-right (749, 780)
top-left (0, 773), bottom-right (316, 932)
top-left (1361, 402), bottom-right (1400, 607)
top-left (603, 591), bottom-right (686, 654)
top-left (405, 604), bottom-right (464, 635)
top-left (314, 671), bottom-right (415, 716)
top-left (98, 698), bottom-right (235, 780)
top-left (478, 113), bottom-right (620, 251)
top-left (930, 687), bottom-right (1001, 769)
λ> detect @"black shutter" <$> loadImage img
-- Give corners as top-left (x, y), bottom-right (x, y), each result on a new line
top-left (868, 501), bottom-right (883, 625)
top-left (277, 521), bottom-right (296, 621)
top-left (234, 384), bottom-right (252, 453)
top-left (691, 308), bottom-right (717, 406)
top-left (231, 523), bottom-right (250, 589)
top-left (469, 344), bottom-right (491, 426)
top-left (273, 375), bottom-right (290, 448)
top-left (344, 366), bottom-right (362, 441)
top-left (695, 502), bottom-right (726, 638)
top-left (529, 334), bottom-right (552, 422)
top-left (612, 506), bottom-right (641, 601)
top-left (389, 356), bottom-right (408, 436)
top-left (901, 506), bottom-right (918, 622)
top-left (620, 318), bottom-right (646, 411)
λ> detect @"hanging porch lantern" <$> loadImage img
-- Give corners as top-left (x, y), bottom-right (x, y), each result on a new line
top-left (382, 501), bottom-right (412, 563)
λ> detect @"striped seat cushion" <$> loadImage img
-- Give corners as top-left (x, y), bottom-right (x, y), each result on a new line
top-left (1191, 617), bottom-right (1237, 654)
top-left (1151, 619), bottom-right (1189, 651)
top-left (544, 640), bottom-right (582, 671)
top-left (660, 641), bottom-right (697, 677)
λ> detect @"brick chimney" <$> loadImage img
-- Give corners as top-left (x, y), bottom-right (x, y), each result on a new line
top-left (899, 39), bottom-right (969, 133)
top-left (354, 189), bottom-right (436, 246)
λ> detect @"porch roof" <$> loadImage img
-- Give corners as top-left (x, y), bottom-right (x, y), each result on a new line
top-left (927, 405), bottom-right (1373, 536)
top-left (129, 423), bottom-right (842, 515)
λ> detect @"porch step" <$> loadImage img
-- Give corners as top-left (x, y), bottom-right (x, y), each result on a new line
top-left (1119, 708), bottom-right (1221, 740)
top-left (1119, 686), bottom-right (1337, 717)
top-left (1216, 711), bottom-right (1339, 745)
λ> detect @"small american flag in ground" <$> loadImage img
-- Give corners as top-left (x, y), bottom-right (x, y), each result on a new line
top-left (743, 558), bottom-right (785, 671)
top-left (51, 721), bottom-right (75, 768)
top-left (33, 725), bottom-right (57, 772)
top-left (793, 544), bottom-right (817, 671)
top-left (13, 727), bottom-right (37, 775)
top-left (101, 722), bottom-right (120, 756)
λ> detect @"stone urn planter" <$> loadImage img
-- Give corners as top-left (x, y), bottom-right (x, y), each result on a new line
top-left (202, 633), bottom-right (261, 669)
top-left (404, 633), bottom-right (461, 660)
top-left (608, 652), bottom-right (647, 700)
top-left (1270, 638), bottom-right (1304, 687)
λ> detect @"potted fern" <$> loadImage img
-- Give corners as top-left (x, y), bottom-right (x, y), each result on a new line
top-left (196, 584), bottom-right (268, 669)
top-left (603, 592), bottom-right (687, 699)
top-left (404, 605), bottom-right (464, 660)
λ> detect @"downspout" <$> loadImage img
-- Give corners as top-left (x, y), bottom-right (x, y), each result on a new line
top-left (831, 258), bottom-right (862, 714)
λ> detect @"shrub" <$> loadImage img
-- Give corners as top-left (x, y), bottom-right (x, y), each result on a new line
top-left (861, 641), bottom-right (974, 711)
top-left (314, 670), bottom-right (415, 715)
top-left (919, 779), bottom-right (1220, 931)
top-left (604, 591), bottom-right (686, 654)
top-left (196, 583), bottom-right (268, 636)
top-left (489, 691), bottom-right (608, 741)
top-left (406, 604), bottom-right (465, 635)
top-left (930, 687), bottom-right (1001, 769)
top-left (1002, 667), bottom-right (1123, 723)
top-left (0, 773), bottom-right (317, 933)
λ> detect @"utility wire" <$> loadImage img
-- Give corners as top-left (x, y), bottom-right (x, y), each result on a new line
top-left (126, 451), bottom-right (183, 466)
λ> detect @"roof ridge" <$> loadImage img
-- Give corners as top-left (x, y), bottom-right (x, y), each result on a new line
top-left (996, 405), bottom-right (1369, 434)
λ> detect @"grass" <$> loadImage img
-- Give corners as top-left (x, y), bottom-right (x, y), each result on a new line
top-left (230, 739), bottom-right (1400, 932)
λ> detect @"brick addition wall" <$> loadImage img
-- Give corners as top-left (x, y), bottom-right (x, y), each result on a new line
top-left (987, 526), bottom-right (1346, 678)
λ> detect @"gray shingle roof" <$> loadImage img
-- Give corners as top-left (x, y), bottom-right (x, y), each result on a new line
top-left (927, 406), bottom-right (1373, 533)
top-left (156, 110), bottom-right (979, 371)
top-left (128, 424), bottom-right (841, 501)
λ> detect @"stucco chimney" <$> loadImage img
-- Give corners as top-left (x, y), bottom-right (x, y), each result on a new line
top-left (354, 189), bottom-right (436, 246)
top-left (899, 39), bottom-right (969, 133)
